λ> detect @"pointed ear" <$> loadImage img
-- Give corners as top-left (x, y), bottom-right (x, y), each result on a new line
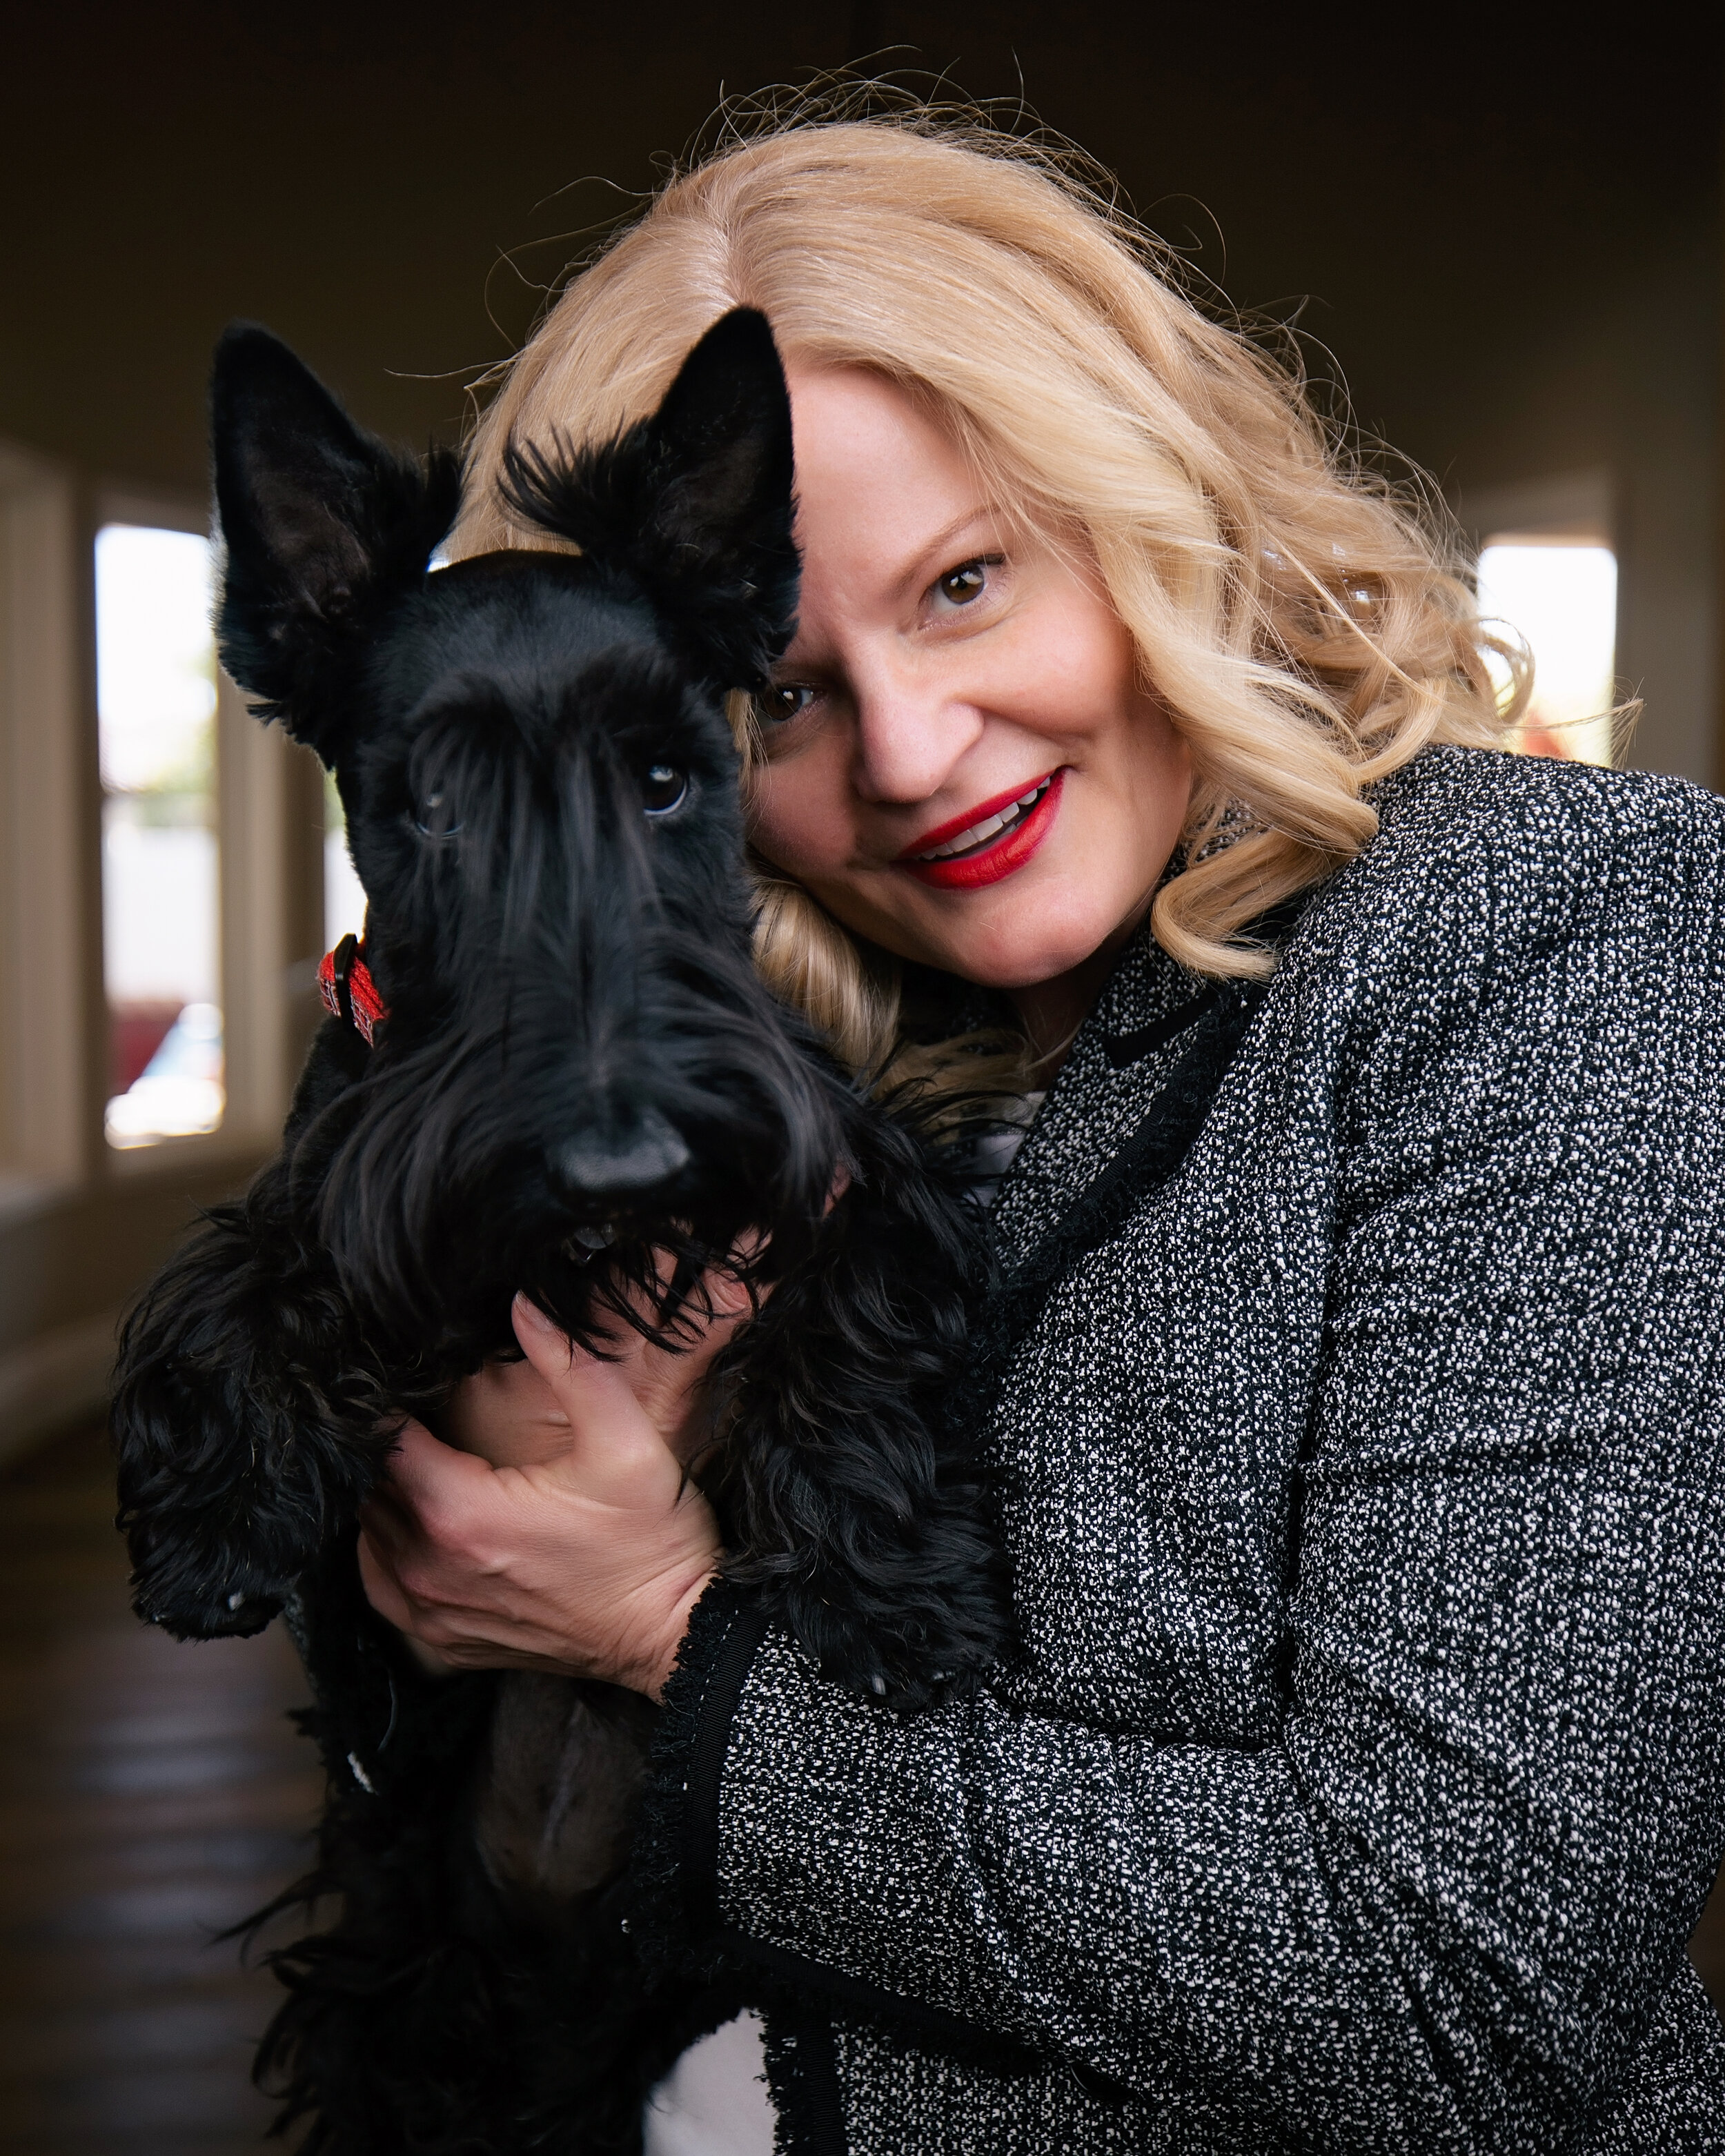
top-left (211, 324), bottom-right (462, 761)
top-left (502, 308), bottom-right (799, 690)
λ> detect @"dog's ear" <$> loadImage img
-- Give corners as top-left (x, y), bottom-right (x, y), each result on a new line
top-left (212, 324), bottom-right (462, 761)
top-left (501, 308), bottom-right (798, 691)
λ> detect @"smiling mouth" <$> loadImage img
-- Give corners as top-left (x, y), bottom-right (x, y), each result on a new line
top-left (905, 776), bottom-right (1056, 861)
top-left (896, 771), bottom-right (1065, 891)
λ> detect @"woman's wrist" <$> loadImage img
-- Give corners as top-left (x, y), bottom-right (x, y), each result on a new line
top-left (630, 1563), bottom-right (720, 1702)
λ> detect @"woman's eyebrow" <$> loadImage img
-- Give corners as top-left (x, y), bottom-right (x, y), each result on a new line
top-left (888, 506), bottom-right (998, 596)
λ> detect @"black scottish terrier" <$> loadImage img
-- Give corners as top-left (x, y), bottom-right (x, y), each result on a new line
top-left (109, 312), bottom-right (1008, 2150)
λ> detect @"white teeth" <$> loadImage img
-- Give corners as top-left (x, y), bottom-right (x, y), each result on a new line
top-left (915, 780), bottom-right (1050, 862)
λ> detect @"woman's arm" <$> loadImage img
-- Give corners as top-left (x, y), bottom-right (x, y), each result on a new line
top-left (364, 772), bottom-right (1725, 2146)
top-left (631, 778), bottom-right (1725, 2148)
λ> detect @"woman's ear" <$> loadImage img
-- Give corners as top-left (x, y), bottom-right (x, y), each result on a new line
top-left (501, 307), bottom-right (800, 695)
top-left (210, 323), bottom-right (462, 764)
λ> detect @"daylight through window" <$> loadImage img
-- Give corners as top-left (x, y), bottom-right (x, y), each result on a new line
top-left (97, 523), bottom-right (224, 1148)
top-left (325, 769), bottom-right (367, 955)
top-left (1477, 534), bottom-right (1617, 767)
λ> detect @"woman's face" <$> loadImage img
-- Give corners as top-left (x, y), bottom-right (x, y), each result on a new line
top-left (746, 366), bottom-right (1192, 996)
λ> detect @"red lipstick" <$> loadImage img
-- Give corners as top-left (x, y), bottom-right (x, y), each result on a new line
top-left (896, 771), bottom-right (1065, 891)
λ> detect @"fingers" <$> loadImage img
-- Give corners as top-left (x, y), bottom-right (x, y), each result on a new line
top-left (357, 1374), bottom-right (724, 1692)
top-left (440, 1354), bottom-right (570, 1469)
top-left (372, 1416), bottom-right (499, 1541)
top-left (511, 1294), bottom-right (691, 1505)
top-left (697, 1262), bottom-right (758, 1323)
top-left (511, 1283), bottom-right (741, 1467)
top-left (511, 1292), bottom-right (648, 1414)
top-left (359, 1525), bottom-right (531, 1676)
top-left (356, 1523), bottom-right (417, 1634)
top-left (356, 1520), bottom-right (462, 1676)
top-left (360, 1467), bottom-right (512, 1665)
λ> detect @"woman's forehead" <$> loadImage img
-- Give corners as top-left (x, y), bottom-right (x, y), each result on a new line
top-left (783, 364), bottom-right (962, 485)
top-left (783, 367), bottom-right (999, 592)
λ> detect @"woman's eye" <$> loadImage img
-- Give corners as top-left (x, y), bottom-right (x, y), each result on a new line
top-left (756, 683), bottom-right (816, 726)
top-left (413, 789), bottom-right (462, 838)
top-left (934, 558), bottom-right (994, 608)
top-left (642, 764), bottom-right (688, 816)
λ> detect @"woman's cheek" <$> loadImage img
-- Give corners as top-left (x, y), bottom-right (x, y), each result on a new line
top-left (748, 744), bottom-right (856, 880)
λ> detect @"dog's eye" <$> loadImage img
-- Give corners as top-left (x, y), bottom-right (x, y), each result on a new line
top-left (413, 790), bottom-right (462, 839)
top-left (642, 765), bottom-right (687, 817)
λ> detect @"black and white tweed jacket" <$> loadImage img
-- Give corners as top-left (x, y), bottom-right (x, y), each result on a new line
top-left (637, 744), bottom-right (1725, 2153)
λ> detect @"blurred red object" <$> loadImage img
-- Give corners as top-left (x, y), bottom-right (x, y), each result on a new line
top-left (109, 999), bottom-right (181, 1095)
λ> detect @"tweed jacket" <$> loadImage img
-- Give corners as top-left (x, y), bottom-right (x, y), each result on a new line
top-left (637, 744), bottom-right (1725, 2154)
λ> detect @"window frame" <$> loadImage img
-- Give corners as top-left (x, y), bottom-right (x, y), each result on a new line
top-left (92, 486), bottom-right (322, 1177)
top-left (1454, 468), bottom-right (1620, 769)
top-left (0, 442), bottom-right (88, 1205)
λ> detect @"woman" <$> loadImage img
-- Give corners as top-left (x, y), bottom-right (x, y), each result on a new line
top-left (357, 112), bottom-right (1725, 2150)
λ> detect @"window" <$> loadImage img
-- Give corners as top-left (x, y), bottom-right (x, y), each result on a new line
top-left (1, 452), bottom-right (322, 1206)
top-left (1477, 533), bottom-right (1617, 767)
top-left (96, 523), bottom-right (224, 1148)
top-left (325, 770), bottom-right (366, 951)
top-left (1460, 473), bottom-right (1619, 770)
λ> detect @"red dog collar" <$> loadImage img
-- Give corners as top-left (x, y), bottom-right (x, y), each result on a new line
top-left (318, 934), bottom-right (388, 1047)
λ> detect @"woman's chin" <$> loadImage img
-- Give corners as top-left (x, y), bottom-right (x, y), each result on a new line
top-left (817, 850), bottom-right (1147, 993)
top-left (916, 894), bottom-right (1138, 995)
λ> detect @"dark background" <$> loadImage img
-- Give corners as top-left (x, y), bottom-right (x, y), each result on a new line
top-left (0, 6), bottom-right (1708, 476)
top-left (3, 1), bottom-right (1717, 776)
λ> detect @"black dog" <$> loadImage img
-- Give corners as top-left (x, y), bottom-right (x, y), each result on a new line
top-left (109, 313), bottom-right (1008, 2150)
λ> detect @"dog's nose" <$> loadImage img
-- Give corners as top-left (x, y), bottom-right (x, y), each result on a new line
top-left (550, 1105), bottom-right (690, 1195)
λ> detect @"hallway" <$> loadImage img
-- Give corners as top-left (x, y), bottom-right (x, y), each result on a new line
top-left (0, 1425), bottom-right (315, 2155)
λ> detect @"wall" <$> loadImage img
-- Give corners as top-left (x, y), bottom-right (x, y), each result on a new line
top-left (0, 447), bottom-right (324, 1448)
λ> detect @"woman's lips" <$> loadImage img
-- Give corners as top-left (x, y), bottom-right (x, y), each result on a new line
top-left (896, 771), bottom-right (1065, 891)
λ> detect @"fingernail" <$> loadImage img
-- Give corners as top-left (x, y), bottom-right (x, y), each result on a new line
top-left (513, 1293), bottom-right (556, 1334)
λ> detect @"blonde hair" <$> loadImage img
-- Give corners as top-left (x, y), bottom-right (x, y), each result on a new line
top-left (451, 102), bottom-right (1517, 1073)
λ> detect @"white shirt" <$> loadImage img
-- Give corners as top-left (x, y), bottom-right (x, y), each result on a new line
top-left (642, 2010), bottom-right (775, 2155)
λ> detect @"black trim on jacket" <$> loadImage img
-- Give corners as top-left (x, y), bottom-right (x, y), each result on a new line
top-left (630, 966), bottom-right (1279, 2146)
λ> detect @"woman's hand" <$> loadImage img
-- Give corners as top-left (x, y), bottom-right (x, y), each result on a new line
top-left (357, 1280), bottom-right (749, 1699)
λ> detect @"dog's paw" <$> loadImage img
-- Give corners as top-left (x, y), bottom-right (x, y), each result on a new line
top-left (130, 1550), bottom-right (288, 1641)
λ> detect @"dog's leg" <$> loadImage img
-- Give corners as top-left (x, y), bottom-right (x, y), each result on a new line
top-left (112, 1196), bottom-right (400, 1639)
top-left (259, 1565), bottom-right (687, 2156)
top-left (112, 1027), bottom-right (411, 1641)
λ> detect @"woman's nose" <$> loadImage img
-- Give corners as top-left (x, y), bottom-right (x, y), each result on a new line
top-left (848, 657), bottom-right (984, 807)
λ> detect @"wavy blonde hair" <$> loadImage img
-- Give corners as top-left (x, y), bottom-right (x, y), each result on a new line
top-left (451, 103), bottom-right (1517, 1072)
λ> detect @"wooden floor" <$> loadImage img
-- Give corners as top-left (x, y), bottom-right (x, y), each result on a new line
top-left (0, 1424), bottom-right (317, 2156)
top-left (0, 1421), bottom-right (1719, 2155)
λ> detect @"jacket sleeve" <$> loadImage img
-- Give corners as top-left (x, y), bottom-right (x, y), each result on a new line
top-left (635, 768), bottom-right (1725, 2150)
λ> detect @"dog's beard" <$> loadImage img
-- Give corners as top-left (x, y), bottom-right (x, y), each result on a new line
top-left (308, 722), bottom-right (856, 1365)
top-left (306, 985), bottom-right (843, 1367)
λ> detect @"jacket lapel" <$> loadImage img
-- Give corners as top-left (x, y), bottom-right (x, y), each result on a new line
top-left (989, 927), bottom-right (1220, 1277)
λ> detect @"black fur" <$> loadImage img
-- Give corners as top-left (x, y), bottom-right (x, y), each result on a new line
top-left (110, 313), bottom-right (1009, 2152)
